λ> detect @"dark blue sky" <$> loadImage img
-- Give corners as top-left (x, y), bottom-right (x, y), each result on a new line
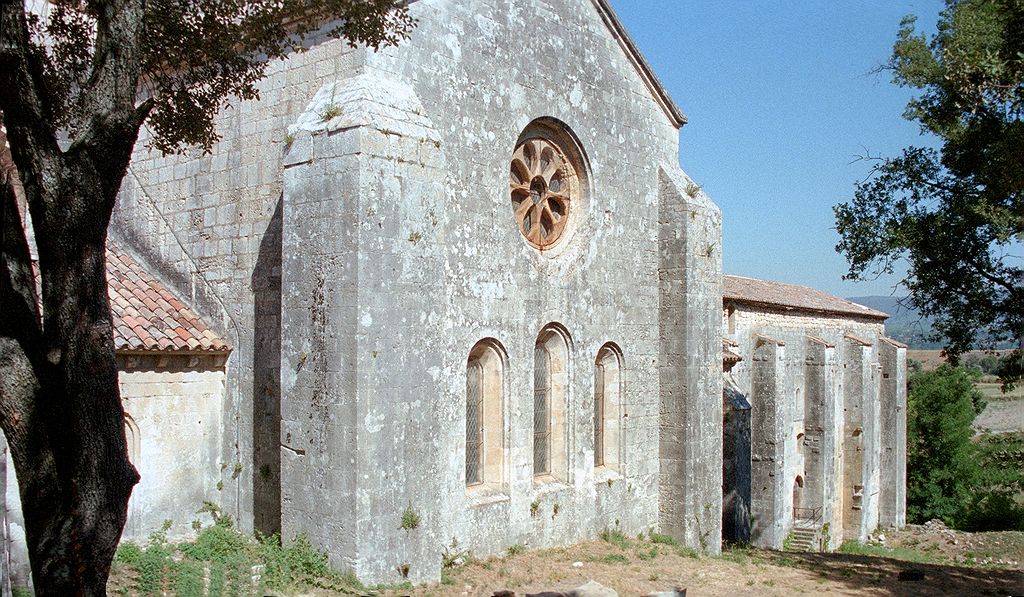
top-left (607, 1), bottom-right (945, 297)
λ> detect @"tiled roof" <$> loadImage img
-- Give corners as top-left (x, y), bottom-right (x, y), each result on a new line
top-left (107, 244), bottom-right (230, 353)
top-left (724, 275), bottom-right (889, 321)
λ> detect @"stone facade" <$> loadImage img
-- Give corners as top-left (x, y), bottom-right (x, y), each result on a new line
top-left (118, 354), bottom-right (229, 542)
top-left (0, 0), bottom-right (907, 590)
top-left (721, 275), bottom-right (907, 551)
top-left (92, 0), bottom-right (724, 585)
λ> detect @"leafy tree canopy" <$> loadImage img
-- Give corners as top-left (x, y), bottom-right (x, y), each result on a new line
top-left (19, 0), bottom-right (414, 155)
top-left (834, 0), bottom-right (1023, 370)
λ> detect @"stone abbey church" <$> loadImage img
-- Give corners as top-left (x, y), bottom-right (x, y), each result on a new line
top-left (0, 0), bottom-right (907, 588)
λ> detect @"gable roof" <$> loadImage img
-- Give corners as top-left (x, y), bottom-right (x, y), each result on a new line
top-left (589, 0), bottom-right (687, 128)
top-left (724, 275), bottom-right (889, 321)
top-left (107, 243), bottom-right (230, 353)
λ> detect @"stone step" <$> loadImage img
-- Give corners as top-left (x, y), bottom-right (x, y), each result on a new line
top-left (786, 527), bottom-right (820, 552)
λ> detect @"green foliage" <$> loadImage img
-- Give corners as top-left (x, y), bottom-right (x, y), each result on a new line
top-left (399, 505), bottom-right (421, 530)
top-left (962, 431), bottom-right (1024, 531)
top-left (907, 365), bottom-right (986, 525)
top-left (441, 537), bottom-right (472, 569)
top-left (599, 527), bottom-right (632, 550)
top-left (674, 546), bottom-right (700, 559)
top-left (602, 553), bottom-right (629, 564)
top-left (647, 530), bottom-right (678, 546)
top-left (837, 540), bottom-right (940, 565)
top-left (19, 0), bottom-right (415, 154)
top-left (963, 352), bottom-right (1005, 376)
top-left (112, 514), bottom-right (357, 595)
top-left (833, 0), bottom-right (1023, 365)
top-left (997, 349), bottom-right (1023, 391)
top-left (505, 544), bottom-right (526, 556)
top-left (907, 366), bottom-right (1024, 531)
top-left (782, 530), bottom-right (796, 552)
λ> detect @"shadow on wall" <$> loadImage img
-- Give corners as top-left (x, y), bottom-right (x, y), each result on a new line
top-left (252, 196), bottom-right (282, 536)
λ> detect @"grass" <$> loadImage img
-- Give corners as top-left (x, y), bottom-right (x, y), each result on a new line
top-left (837, 540), bottom-right (942, 565)
top-left (110, 517), bottom-right (366, 596)
top-left (599, 528), bottom-right (632, 550)
top-left (976, 381), bottom-right (1024, 401)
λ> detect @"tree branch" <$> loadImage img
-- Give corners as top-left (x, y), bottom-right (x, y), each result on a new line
top-left (968, 256), bottom-right (1022, 300)
top-left (0, 0), bottom-right (61, 204)
top-left (71, 0), bottom-right (145, 148)
top-left (0, 165), bottom-right (44, 442)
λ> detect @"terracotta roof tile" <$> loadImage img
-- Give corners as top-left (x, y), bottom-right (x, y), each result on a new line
top-left (723, 275), bottom-right (889, 321)
top-left (107, 243), bottom-right (230, 353)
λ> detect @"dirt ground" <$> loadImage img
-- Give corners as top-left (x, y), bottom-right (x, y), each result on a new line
top-left (377, 526), bottom-right (1024, 597)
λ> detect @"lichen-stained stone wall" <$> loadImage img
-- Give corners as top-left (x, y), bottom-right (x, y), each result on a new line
top-left (112, 34), bottom-right (364, 536)
top-left (657, 167), bottom-right (724, 554)
top-left (878, 339), bottom-right (908, 528)
top-left (724, 303), bottom-right (902, 550)
top-left (117, 355), bottom-right (228, 543)
top-left (278, 0), bottom-right (721, 584)
top-left (1, 436), bottom-right (13, 597)
top-left (114, 0), bottom-right (724, 585)
top-left (749, 335), bottom-right (787, 548)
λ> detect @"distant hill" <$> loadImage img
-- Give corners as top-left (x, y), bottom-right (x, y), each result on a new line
top-left (845, 296), bottom-right (944, 349)
top-left (845, 296), bottom-right (1018, 350)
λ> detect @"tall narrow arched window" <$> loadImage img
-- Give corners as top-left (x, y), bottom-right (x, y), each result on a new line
top-left (466, 339), bottom-right (506, 490)
top-left (594, 344), bottom-right (623, 471)
top-left (534, 325), bottom-right (570, 480)
top-left (124, 413), bottom-right (141, 466)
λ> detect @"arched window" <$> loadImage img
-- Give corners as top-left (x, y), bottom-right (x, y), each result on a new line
top-left (534, 325), bottom-right (570, 480)
top-left (466, 339), bottom-right (506, 489)
top-left (124, 413), bottom-right (141, 466)
top-left (793, 475), bottom-right (805, 517)
top-left (594, 343), bottom-right (623, 471)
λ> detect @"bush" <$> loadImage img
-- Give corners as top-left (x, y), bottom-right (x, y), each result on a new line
top-left (907, 366), bottom-right (1024, 531)
top-left (906, 366), bottom-right (986, 526)
top-left (112, 514), bottom-right (358, 595)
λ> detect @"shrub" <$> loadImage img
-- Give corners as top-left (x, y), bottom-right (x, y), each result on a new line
top-left (112, 514), bottom-right (353, 595)
top-left (906, 365), bottom-right (985, 526)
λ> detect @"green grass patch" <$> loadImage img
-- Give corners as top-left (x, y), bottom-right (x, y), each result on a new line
top-left (837, 540), bottom-right (941, 565)
top-left (111, 517), bottom-right (365, 595)
top-left (602, 553), bottom-right (629, 565)
top-left (599, 528), bottom-right (632, 550)
top-left (647, 530), bottom-right (678, 546)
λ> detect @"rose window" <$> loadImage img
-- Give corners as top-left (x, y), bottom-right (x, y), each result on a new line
top-left (510, 138), bottom-right (576, 249)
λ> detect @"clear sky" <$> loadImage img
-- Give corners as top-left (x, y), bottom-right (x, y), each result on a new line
top-left (607, 1), bottom-right (945, 298)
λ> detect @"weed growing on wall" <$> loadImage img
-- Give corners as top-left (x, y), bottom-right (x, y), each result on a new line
top-left (399, 505), bottom-right (421, 530)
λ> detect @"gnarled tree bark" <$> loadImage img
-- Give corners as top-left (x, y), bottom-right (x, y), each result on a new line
top-left (0, 0), bottom-right (145, 593)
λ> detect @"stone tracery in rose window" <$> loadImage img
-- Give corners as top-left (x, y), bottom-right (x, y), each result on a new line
top-left (509, 138), bottom-right (577, 249)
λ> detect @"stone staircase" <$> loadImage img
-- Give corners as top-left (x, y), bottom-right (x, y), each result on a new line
top-left (786, 524), bottom-right (820, 552)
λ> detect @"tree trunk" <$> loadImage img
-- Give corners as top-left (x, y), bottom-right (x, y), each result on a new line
top-left (1, 154), bottom-right (139, 595)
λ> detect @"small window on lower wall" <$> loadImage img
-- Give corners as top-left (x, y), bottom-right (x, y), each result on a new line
top-left (466, 339), bottom-right (506, 491)
top-left (594, 343), bottom-right (623, 472)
